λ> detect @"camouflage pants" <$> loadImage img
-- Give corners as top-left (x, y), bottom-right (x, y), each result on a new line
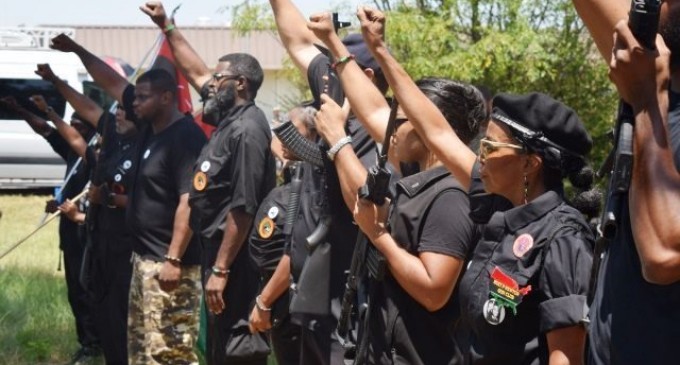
top-left (128, 255), bottom-right (202, 365)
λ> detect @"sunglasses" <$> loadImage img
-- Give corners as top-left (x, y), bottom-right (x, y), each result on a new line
top-left (479, 138), bottom-right (524, 158)
top-left (212, 73), bottom-right (241, 82)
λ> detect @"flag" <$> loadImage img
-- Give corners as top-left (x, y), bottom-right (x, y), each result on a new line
top-left (151, 36), bottom-right (215, 138)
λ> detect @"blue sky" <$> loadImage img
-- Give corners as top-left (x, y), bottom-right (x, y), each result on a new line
top-left (1, 0), bottom-right (362, 27)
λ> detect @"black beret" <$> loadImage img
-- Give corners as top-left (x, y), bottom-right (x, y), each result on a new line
top-left (342, 33), bottom-right (381, 74)
top-left (491, 92), bottom-right (592, 158)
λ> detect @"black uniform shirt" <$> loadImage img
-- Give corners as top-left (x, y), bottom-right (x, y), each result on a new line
top-left (125, 116), bottom-right (206, 265)
top-left (369, 166), bottom-right (478, 365)
top-left (588, 88), bottom-right (680, 365)
top-left (458, 165), bottom-right (593, 365)
top-left (95, 112), bottom-right (136, 238)
top-left (45, 129), bottom-right (92, 249)
top-left (188, 101), bottom-right (276, 244)
top-left (249, 183), bottom-right (290, 277)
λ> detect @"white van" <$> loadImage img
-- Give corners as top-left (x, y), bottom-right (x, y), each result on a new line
top-left (0, 27), bottom-right (86, 189)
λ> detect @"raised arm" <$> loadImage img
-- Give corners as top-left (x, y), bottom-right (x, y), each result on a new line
top-left (50, 34), bottom-right (131, 103)
top-left (571, 0), bottom-right (628, 63)
top-left (140, 1), bottom-right (212, 91)
top-left (357, 7), bottom-right (477, 189)
top-left (35, 63), bottom-right (104, 128)
top-left (0, 96), bottom-right (53, 137)
top-left (307, 12), bottom-right (390, 143)
top-left (610, 22), bottom-right (680, 284)
top-left (268, 0), bottom-right (322, 74)
top-left (30, 95), bottom-right (88, 160)
top-left (314, 93), bottom-right (367, 212)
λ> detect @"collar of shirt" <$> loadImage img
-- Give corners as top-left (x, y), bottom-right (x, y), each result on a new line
top-left (502, 190), bottom-right (563, 232)
top-left (396, 165), bottom-right (450, 198)
top-left (217, 101), bottom-right (255, 131)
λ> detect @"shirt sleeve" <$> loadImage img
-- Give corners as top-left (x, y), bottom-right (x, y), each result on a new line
top-left (306, 53), bottom-right (344, 109)
top-left (44, 128), bottom-right (69, 161)
top-left (418, 189), bottom-right (476, 260)
top-left (173, 118), bottom-right (207, 194)
top-left (537, 225), bottom-right (593, 333)
top-left (227, 120), bottom-right (273, 216)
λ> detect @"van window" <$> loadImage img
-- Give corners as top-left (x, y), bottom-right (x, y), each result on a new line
top-left (0, 78), bottom-right (67, 120)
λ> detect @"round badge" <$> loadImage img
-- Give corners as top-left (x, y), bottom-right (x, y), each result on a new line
top-left (114, 174), bottom-right (122, 182)
top-left (193, 171), bottom-right (208, 191)
top-left (267, 206), bottom-right (279, 219)
top-left (200, 161), bottom-right (211, 172)
top-left (143, 149), bottom-right (151, 159)
top-left (483, 298), bottom-right (506, 325)
top-left (512, 234), bottom-right (534, 258)
top-left (258, 217), bottom-right (275, 239)
top-left (123, 160), bottom-right (132, 170)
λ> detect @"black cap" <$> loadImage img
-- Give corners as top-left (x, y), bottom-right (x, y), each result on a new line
top-left (342, 33), bottom-right (380, 73)
top-left (491, 92), bottom-right (592, 159)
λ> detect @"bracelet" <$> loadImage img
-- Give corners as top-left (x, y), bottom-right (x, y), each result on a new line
top-left (255, 295), bottom-right (271, 312)
top-left (163, 23), bottom-right (176, 34)
top-left (326, 136), bottom-right (352, 161)
top-left (331, 54), bottom-right (355, 70)
top-left (164, 255), bottom-right (181, 265)
top-left (211, 266), bottom-right (230, 277)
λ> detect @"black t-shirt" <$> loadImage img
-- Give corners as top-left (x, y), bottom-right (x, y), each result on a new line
top-left (45, 129), bottom-right (92, 249)
top-left (248, 183), bottom-right (289, 277)
top-left (458, 164), bottom-right (593, 365)
top-left (368, 166), bottom-right (478, 365)
top-left (125, 115), bottom-right (206, 265)
top-left (188, 101), bottom-right (276, 244)
top-left (587, 88), bottom-right (680, 365)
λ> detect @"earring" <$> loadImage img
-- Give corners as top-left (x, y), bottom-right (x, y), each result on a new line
top-left (523, 173), bottom-right (529, 204)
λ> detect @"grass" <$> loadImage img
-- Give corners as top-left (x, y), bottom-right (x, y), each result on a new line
top-left (0, 194), bottom-right (75, 364)
top-left (0, 195), bottom-right (280, 365)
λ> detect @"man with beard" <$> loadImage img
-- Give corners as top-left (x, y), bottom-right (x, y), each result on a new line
top-left (572, 0), bottom-right (680, 363)
top-left (50, 34), bottom-right (207, 364)
top-left (141, 3), bottom-right (276, 364)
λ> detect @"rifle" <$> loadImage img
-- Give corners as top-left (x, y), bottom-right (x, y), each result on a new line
top-left (337, 98), bottom-right (399, 361)
top-left (588, 0), bottom-right (661, 304)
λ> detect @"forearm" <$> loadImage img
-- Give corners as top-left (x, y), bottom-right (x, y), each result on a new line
top-left (333, 145), bottom-right (368, 213)
top-left (547, 325), bottom-right (586, 365)
top-left (269, 0), bottom-right (320, 73)
top-left (213, 208), bottom-right (254, 270)
top-left (258, 254), bottom-right (291, 307)
top-left (51, 77), bottom-right (103, 126)
top-left (166, 193), bottom-right (194, 261)
top-left (72, 44), bottom-right (130, 102)
top-left (370, 232), bottom-right (458, 311)
top-left (324, 35), bottom-right (390, 142)
top-left (571, 0), bottom-right (628, 63)
top-left (371, 45), bottom-right (476, 189)
top-left (161, 23), bottom-right (211, 92)
top-left (630, 95), bottom-right (680, 284)
top-left (18, 109), bottom-right (53, 137)
top-left (49, 112), bottom-right (88, 159)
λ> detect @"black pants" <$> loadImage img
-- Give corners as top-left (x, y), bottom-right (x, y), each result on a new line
top-left (298, 316), bottom-right (345, 365)
top-left (201, 238), bottom-right (269, 365)
top-left (61, 224), bottom-right (100, 350)
top-left (91, 232), bottom-right (133, 365)
top-left (270, 316), bottom-right (301, 365)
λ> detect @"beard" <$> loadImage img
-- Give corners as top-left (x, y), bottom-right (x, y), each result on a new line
top-left (202, 84), bottom-right (237, 126)
top-left (660, 5), bottom-right (680, 69)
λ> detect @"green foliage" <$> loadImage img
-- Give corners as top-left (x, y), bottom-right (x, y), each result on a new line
top-left (232, 0), bottom-right (618, 167)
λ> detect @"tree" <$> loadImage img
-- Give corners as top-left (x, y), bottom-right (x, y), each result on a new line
top-left (231, 0), bottom-right (618, 166)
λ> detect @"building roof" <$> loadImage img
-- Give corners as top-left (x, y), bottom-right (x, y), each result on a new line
top-left (62, 25), bottom-right (287, 70)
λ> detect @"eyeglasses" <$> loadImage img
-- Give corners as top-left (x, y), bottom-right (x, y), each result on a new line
top-left (479, 138), bottom-right (524, 158)
top-left (212, 72), bottom-right (241, 82)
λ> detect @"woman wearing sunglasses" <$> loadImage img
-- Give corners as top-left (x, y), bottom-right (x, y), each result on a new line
top-left (352, 6), bottom-right (600, 365)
